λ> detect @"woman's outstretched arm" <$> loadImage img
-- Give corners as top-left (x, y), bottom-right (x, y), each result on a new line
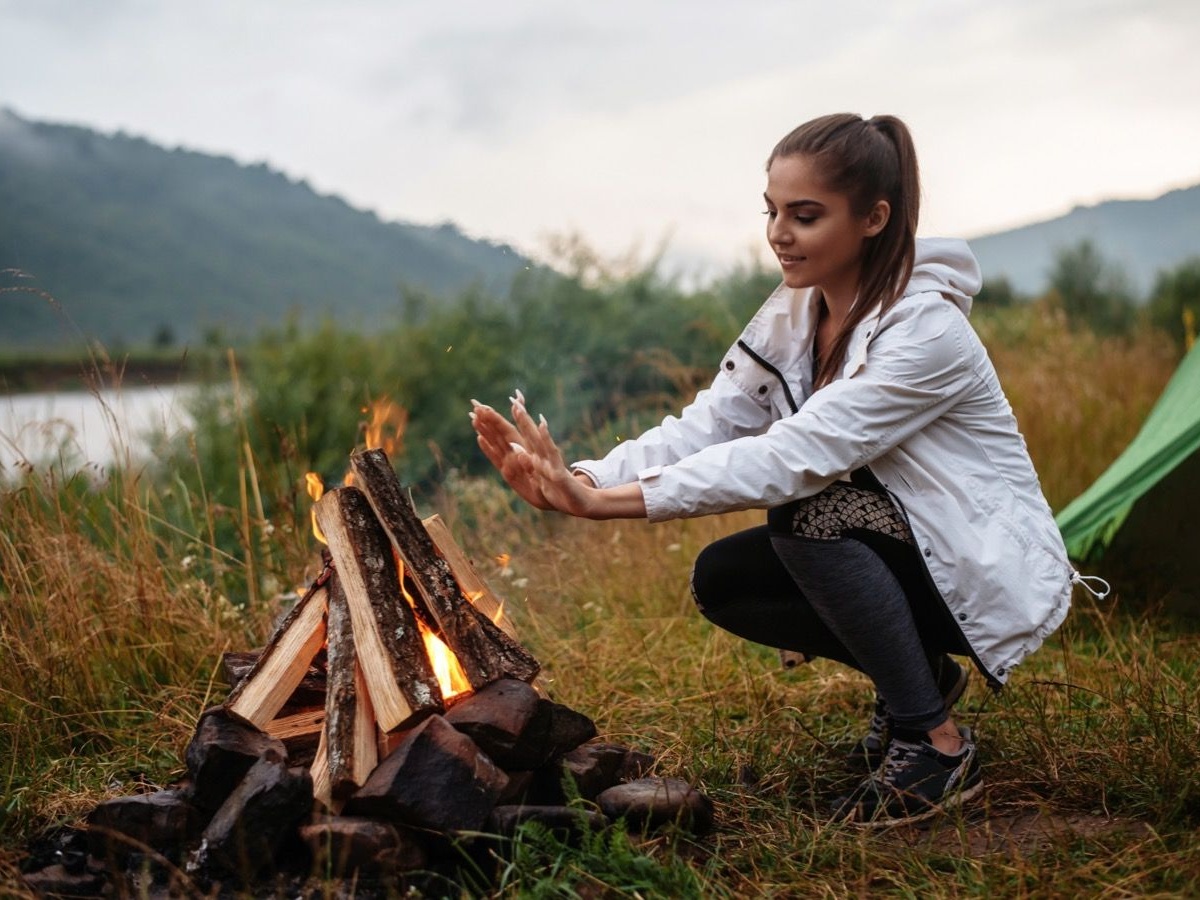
top-left (471, 396), bottom-right (647, 520)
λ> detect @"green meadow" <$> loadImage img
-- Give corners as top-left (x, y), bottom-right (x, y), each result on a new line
top-left (2, 260), bottom-right (1197, 897)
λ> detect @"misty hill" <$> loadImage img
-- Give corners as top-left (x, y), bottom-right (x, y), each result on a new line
top-left (0, 109), bottom-right (527, 350)
top-left (968, 183), bottom-right (1200, 298)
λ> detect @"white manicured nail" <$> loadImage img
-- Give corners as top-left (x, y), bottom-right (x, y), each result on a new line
top-left (509, 442), bottom-right (527, 454)
top-left (515, 388), bottom-right (526, 404)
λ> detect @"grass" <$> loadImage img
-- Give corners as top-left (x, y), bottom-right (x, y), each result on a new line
top-left (1, 314), bottom-right (1198, 897)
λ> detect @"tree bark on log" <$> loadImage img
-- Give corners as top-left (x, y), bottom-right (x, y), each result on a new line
top-left (324, 572), bottom-right (379, 801)
top-left (224, 583), bottom-right (328, 729)
top-left (350, 449), bottom-right (540, 688)
top-left (422, 513), bottom-right (517, 640)
top-left (314, 486), bottom-right (443, 732)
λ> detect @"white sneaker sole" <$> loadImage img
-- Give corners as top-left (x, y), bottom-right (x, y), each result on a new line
top-left (845, 777), bottom-right (985, 829)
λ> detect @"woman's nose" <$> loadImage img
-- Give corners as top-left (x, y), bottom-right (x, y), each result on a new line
top-left (769, 217), bottom-right (791, 244)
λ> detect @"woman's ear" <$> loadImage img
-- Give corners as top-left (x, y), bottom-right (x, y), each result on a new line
top-left (864, 200), bottom-right (891, 237)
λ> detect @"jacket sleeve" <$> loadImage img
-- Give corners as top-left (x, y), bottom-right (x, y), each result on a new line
top-left (637, 299), bottom-right (978, 521)
top-left (571, 368), bottom-right (777, 487)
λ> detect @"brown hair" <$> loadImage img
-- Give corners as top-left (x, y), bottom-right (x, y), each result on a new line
top-left (767, 113), bottom-right (920, 388)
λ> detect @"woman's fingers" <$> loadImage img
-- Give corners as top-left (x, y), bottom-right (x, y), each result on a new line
top-left (473, 392), bottom-right (583, 514)
top-left (471, 401), bottom-right (520, 446)
top-left (510, 398), bottom-right (542, 452)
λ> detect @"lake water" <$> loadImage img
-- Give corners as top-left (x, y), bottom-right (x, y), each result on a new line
top-left (0, 384), bottom-right (196, 478)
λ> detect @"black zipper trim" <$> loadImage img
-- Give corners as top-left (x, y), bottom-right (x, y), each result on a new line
top-left (865, 464), bottom-right (1002, 691)
top-left (736, 339), bottom-right (799, 414)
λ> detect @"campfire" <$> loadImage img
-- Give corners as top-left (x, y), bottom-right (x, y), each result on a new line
top-left (28, 409), bottom-right (714, 897)
top-left (225, 447), bottom-right (541, 806)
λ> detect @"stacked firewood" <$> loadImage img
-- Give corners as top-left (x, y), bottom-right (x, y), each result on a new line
top-left (55, 450), bottom-right (712, 895)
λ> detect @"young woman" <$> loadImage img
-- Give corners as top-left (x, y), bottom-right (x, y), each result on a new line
top-left (470, 113), bottom-right (1087, 826)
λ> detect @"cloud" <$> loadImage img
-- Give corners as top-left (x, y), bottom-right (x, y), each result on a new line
top-left (1, 0), bottom-right (1197, 273)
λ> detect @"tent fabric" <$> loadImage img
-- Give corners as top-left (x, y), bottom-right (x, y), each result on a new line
top-left (1055, 340), bottom-right (1200, 562)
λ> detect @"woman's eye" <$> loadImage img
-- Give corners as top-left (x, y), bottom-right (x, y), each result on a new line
top-left (795, 215), bottom-right (817, 225)
top-left (762, 209), bottom-right (776, 218)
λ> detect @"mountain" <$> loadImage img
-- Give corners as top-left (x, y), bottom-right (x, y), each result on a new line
top-left (967, 184), bottom-right (1200, 299)
top-left (0, 109), bottom-right (528, 349)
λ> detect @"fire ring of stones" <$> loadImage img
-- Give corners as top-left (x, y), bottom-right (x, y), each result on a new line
top-left (22, 451), bottom-right (713, 896)
top-left (61, 683), bottom-right (708, 895)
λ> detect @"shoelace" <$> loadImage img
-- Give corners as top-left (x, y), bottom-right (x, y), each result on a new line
top-left (879, 739), bottom-right (924, 785)
top-left (865, 697), bottom-right (890, 742)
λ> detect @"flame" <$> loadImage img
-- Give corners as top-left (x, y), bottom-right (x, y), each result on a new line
top-left (303, 398), bottom-right (408, 545)
top-left (302, 399), bottom-right (488, 702)
top-left (419, 620), bottom-right (471, 700)
top-left (306, 472), bottom-right (326, 543)
top-left (467, 590), bottom-right (506, 627)
top-left (399, 561), bottom-right (470, 699)
top-left (363, 398), bottom-right (408, 456)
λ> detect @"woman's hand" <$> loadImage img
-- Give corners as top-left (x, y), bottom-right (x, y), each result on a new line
top-left (469, 393), bottom-right (646, 520)
top-left (507, 397), bottom-right (598, 517)
top-left (470, 396), bottom-right (554, 510)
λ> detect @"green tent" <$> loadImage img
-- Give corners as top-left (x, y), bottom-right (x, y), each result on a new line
top-left (1055, 340), bottom-right (1200, 607)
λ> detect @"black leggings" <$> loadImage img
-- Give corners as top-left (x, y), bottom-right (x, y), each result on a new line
top-left (690, 476), bottom-right (970, 732)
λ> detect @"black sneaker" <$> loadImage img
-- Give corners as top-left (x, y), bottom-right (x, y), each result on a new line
top-left (832, 726), bottom-right (983, 826)
top-left (845, 655), bottom-right (970, 773)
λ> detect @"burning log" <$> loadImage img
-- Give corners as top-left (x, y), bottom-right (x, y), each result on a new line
top-left (223, 582), bottom-right (329, 729)
top-left (314, 486), bottom-right (443, 732)
top-left (422, 513), bottom-right (517, 640)
top-left (323, 573), bottom-right (379, 802)
top-left (349, 448), bottom-right (540, 688)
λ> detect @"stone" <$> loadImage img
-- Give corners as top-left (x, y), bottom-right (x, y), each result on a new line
top-left (299, 816), bottom-right (427, 876)
top-left (559, 743), bottom-right (627, 800)
top-left (596, 777), bottom-right (715, 835)
top-left (443, 679), bottom-right (541, 768)
top-left (346, 715), bottom-right (508, 833)
top-left (86, 789), bottom-right (202, 862)
top-left (191, 757), bottom-right (313, 878)
top-left (496, 770), bottom-right (537, 805)
top-left (516, 742), bottom-right (641, 806)
top-left (538, 700), bottom-right (598, 760)
top-left (185, 707), bottom-right (287, 813)
top-left (618, 748), bottom-right (657, 781)
top-left (444, 681), bottom-right (597, 771)
top-left (487, 805), bottom-right (609, 841)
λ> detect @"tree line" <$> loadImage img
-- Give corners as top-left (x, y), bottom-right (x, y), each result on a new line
top-left (981, 239), bottom-right (1198, 345)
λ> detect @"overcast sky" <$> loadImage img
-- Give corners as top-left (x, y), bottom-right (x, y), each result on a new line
top-left (2, 0), bottom-right (1198, 277)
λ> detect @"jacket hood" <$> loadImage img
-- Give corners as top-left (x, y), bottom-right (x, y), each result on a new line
top-left (906, 237), bottom-right (982, 315)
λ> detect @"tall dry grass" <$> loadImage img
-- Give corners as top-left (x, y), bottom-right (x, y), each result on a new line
top-left (975, 305), bottom-right (1180, 510)
top-left (1, 309), bottom-right (1196, 896)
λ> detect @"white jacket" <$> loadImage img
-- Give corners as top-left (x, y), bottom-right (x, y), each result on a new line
top-left (572, 238), bottom-right (1075, 686)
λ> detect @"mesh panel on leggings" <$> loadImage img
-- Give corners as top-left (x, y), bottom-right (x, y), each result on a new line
top-left (790, 482), bottom-right (914, 544)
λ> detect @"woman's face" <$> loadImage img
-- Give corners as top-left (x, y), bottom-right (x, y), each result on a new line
top-left (763, 154), bottom-right (888, 302)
